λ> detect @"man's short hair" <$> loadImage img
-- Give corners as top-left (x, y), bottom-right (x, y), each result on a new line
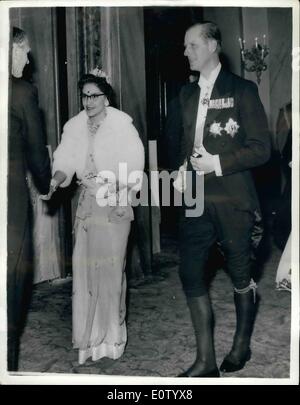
top-left (12, 27), bottom-right (27, 45)
top-left (189, 21), bottom-right (222, 51)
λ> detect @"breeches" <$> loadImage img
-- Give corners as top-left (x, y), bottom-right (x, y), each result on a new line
top-left (179, 201), bottom-right (254, 297)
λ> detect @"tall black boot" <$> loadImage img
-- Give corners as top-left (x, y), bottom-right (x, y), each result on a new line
top-left (220, 281), bottom-right (257, 373)
top-left (178, 294), bottom-right (219, 377)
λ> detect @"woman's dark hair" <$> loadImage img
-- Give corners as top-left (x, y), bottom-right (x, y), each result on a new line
top-left (78, 74), bottom-right (116, 107)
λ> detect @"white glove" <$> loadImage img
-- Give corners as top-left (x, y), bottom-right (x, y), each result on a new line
top-left (173, 161), bottom-right (187, 193)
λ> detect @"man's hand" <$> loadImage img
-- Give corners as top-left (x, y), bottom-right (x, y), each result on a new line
top-left (190, 147), bottom-right (215, 174)
top-left (39, 186), bottom-right (56, 201)
top-left (39, 178), bottom-right (58, 201)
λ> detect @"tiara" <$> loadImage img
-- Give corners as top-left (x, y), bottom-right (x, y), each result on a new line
top-left (90, 66), bottom-right (110, 83)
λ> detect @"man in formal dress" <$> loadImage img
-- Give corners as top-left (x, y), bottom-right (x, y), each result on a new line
top-left (176, 22), bottom-right (270, 377)
top-left (7, 27), bottom-right (51, 371)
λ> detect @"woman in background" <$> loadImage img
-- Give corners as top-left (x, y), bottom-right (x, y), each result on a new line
top-left (41, 69), bottom-right (144, 364)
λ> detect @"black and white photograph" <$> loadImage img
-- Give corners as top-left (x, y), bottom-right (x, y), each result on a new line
top-left (0, 0), bottom-right (299, 385)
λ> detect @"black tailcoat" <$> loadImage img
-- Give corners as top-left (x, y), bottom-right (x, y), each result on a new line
top-left (7, 76), bottom-right (51, 368)
top-left (179, 68), bottom-right (271, 213)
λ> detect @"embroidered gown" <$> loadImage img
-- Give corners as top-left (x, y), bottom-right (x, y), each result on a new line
top-left (72, 124), bottom-right (131, 365)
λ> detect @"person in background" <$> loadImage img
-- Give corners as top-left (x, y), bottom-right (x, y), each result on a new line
top-left (175, 21), bottom-right (270, 377)
top-left (274, 102), bottom-right (292, 291)
top-left (7, 27), bottom-right (51, 371)
top-left (41, 69), bottom-right (144, 365)
top-left (273, 102), bottom-right (292, 251)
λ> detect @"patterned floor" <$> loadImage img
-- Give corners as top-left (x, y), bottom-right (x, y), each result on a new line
top-left (14, 235), bottom-right (293, 381)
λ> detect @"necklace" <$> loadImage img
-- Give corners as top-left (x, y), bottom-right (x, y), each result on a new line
top-left (87, 112), bottom-right (107, 135)
top-left (87, 119), bottom-right (100, 135)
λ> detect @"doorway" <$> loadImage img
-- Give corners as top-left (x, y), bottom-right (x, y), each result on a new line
top-left (143, 7), bottom-right (203, 236)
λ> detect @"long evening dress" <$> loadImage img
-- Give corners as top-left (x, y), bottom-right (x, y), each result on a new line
top-left (72, 126), bottom-right (132, 364)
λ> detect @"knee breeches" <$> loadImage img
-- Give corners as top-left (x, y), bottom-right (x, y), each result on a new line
top-left (179, 203), bottom-right (254, 297)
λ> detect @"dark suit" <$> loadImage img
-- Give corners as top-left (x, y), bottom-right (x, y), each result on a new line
top-left (7, 76), bottom-right (51, 370)
top-left (178, 68), bottom-right (271, 297)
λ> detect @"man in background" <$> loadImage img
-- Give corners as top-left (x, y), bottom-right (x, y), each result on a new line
top-left (7, 27), bottom-right (51, 371)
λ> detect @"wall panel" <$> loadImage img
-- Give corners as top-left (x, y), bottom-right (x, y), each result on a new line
top-left (9, 7), bottom-right (65, 280)
top-left (10, 7), bottom-right (59, 150)
top-left (203, 7), bottom-right (242, 76)
top-left (268, 8), bottom-right (292, 134)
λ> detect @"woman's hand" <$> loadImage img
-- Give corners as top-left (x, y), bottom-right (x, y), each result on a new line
top-left (39, 189), bottom-right (55, 201)
top-left (39, 171), bottom-right (66, 200)
top-left (108, 205), bottom-right (134, 223)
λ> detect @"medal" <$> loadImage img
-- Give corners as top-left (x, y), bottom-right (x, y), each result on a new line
top-left (201, 97), bottom-right (210, 106)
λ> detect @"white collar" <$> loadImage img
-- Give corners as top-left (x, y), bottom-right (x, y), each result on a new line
top-left (198, 62), bottom-right (221, 89)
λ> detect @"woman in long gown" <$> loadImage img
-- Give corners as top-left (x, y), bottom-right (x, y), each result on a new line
top-left (41, 70), bottom-right (144, 364)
